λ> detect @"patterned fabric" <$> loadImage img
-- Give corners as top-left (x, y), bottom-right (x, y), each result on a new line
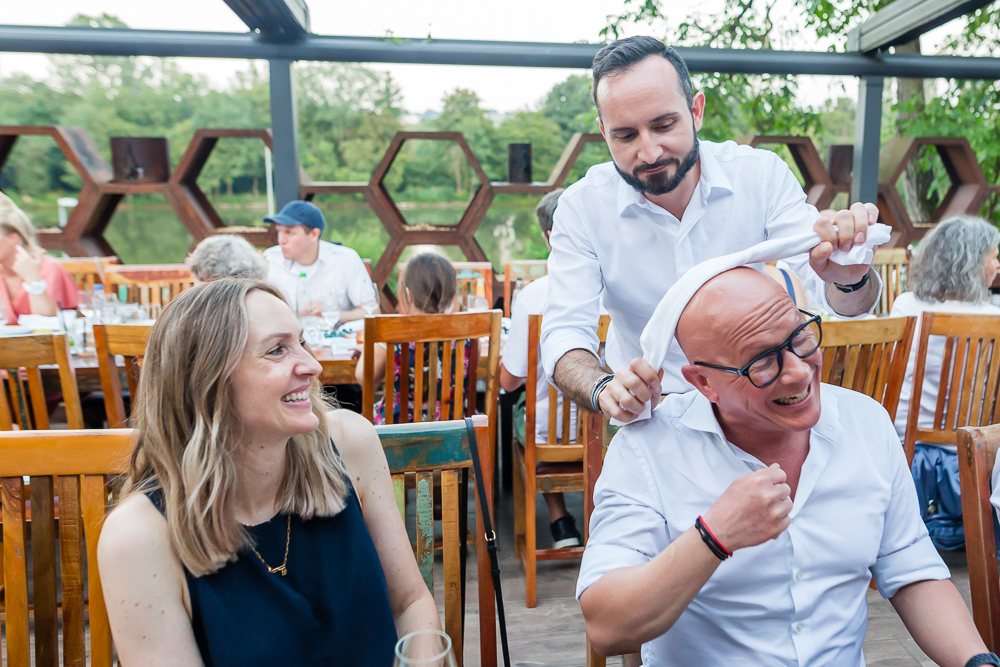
top-left (374, 341), bottom-right (472, 424)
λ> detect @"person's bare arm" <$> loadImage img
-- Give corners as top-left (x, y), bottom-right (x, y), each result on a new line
top-left (13, 247), bottom-right (58, 316)
top-left (330, 411), bottom-right (440, 636)
top-left (809, 204), bottom-right (881, 317)
top-left (500, 365), bottom-right (525, 393)
top-left (552, 350), bottom-right (663, 424)
top-left (582, 465), bottom-right (792, 655)
top-left (341, 304), bottom-right (376, 322)
top-left (890, 579), bottom-right (987, 667)
top-left (98, 495), bottom-right (204, 667)
top-left (354, 342), bottom-right (387, 387)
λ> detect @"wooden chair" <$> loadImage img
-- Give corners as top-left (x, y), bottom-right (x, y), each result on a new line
top-left (378, 416), bottom-right (496, 667)
top-left (513, 314), bottom-right (609, 608)
top-left (503, 260), bottom-right (548, 317)
top-left (0, 332), bottom-right (84, 431)
top-left (398, 261), bottom-right (493, 311)
top-left (0, 428), bottom-right (135, 667)
top-left (362, 311), bottom-right (502, 462)
top-left (957, 424), bottom-right (1000, 652)
top-left (903, 313), bottom-right (1000, 464)
top-left (55, 255), bottom-right (117, 291)
top-left (873, 248), bottom-right (908, 316)
top-left (105, 263), bottom-right (195, 306)
top-left (94, 323), bottom-right (150, 428)
top-left (819, 316), bottom-right (917, 421)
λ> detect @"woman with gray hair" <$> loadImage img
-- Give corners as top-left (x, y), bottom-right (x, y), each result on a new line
top-left (186, 234), bottom-right (268, 284)
top-left (890, 215), bottom-right (1000, 549)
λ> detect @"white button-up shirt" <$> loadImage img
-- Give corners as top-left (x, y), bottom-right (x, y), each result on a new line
top-left (264, 240), bottom-right (376, 313)
top-left (578, 384), bottom-right (949, 667)
top-left (542, 140), bottom-right (848, 394)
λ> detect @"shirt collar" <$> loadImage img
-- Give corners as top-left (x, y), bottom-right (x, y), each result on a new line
top-left (676, 384), bottom-right (845, 454)
top-left (613, 142), bottom-right (734, 218)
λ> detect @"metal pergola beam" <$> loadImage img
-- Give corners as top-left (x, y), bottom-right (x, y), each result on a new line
top-left (3, 25), bottom-right (1000, 79)
top-left (223, 0), bottom-right (310, 44)
top-left (847, 0), bottom-right (993, 53)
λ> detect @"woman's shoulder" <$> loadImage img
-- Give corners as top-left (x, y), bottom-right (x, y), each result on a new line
top-left (99, 493), bottom-right (170, 558)
top-left (326, 410), bottom-right (386, 491)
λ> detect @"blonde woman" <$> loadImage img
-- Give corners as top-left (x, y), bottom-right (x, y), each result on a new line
top-left (98, 279), bottom-right (438, 666)
top-left (0, 193), bottom-right (78, 318)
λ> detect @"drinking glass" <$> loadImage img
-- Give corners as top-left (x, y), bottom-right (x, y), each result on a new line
top-left (302, 316), bottom-right (323, 349)
top-left (362, 281), bottom-right (381, 317)
top-left (393, 630), bottom-right (457, 667)
top-left (321, 307), bottom-right (341, 334)
top-left (77, 290), bottom-right (94, 320)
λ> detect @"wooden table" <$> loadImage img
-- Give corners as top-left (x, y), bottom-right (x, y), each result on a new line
top-left (314, 348), bottom-right (359, 385)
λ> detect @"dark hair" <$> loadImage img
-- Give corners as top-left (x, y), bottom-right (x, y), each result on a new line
top-left (535, 188), bottom-right (564, 237)
top-left (403, 253), bottom-right (457, 314)
top-left (591, 36), bottom-right (694, 114)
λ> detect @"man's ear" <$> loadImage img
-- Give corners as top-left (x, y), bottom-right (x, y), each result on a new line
top-left (681, 364), bottom-right (719, 403)
top-left (309, 227), bottom-right (322, 241)
top-left (691, 91), bottom-right (706, 133)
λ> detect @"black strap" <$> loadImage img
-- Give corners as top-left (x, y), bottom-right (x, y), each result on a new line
top-left (465, 417), bottom-right (511, 667)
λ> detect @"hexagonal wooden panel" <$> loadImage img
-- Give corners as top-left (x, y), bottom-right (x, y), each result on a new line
top-left (739, 135), bottom-right (836, 210)
top-left (170, 128), bottom-right (280, 249)
top-left (0, 125), bottom-right (114, 256)
top-left (878, 136), bottom-right (989, 247)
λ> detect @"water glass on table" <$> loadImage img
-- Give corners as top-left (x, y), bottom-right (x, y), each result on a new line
top-left (362, 281), bottom-right (381, 317)
top-left (393, 630), bottom-right (457, 667)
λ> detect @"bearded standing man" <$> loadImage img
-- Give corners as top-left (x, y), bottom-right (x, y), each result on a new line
top-left (542, 36), bottom-right (882, 423)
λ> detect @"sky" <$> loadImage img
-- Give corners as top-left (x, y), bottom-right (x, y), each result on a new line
top-left (0, 0), bottom-right (964, 114)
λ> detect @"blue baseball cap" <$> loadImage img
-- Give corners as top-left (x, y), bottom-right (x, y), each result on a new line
top-left (263, 200), bottom-right (325, 233)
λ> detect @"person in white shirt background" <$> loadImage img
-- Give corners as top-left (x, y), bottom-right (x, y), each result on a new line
top-left (890, 216), bottom-right (1000, 550)
top-left (579, 267), bottom-right (989, 667)
top-left (263, 200), bottom-right (378, 322)
top-left (540, 36), bottom-right (884, 425)
top-left (501, 188), bottom-right (585, 549)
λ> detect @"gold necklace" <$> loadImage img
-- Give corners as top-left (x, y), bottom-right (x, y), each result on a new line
top-left (246, 514), bottom-right (291, 576)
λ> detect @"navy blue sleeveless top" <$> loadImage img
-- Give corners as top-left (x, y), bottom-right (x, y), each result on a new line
top-left (148, 477), bottom-right (397, 666)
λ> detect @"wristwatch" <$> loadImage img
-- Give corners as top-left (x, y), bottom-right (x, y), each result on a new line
top-left (966, 653), bottom-right (1000, 667)
top-left (833, 270), bottom-right (870, 293)
top-left (22, 280), bottom-right (47, 296)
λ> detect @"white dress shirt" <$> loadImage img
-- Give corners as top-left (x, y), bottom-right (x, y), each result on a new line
top-left (264, 241), bottom-right (376, 313)
top-left (541, 140), bottom-right (850, 394)
top-left (889, 292), bottom-right (1000, 451)
top-left (502, 275), bottom-right (577, 443)
top-left (578, 384), bottom-right (948, 667)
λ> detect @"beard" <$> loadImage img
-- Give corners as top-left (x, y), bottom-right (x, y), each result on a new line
top-left (615, 132), bottom-right (700, 197)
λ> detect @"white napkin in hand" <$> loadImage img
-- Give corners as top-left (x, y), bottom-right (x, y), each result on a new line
top-left (627, 223), bottom-right (892, 422)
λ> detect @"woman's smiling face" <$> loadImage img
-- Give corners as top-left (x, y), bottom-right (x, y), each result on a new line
top-left (229, 290), bottom-right (323, 444)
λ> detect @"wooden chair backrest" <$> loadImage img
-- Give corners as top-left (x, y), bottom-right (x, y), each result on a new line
top-left (958, 424), bottom-right (1000, 652)
top-left (94, 324), bottom-right (150, 428)
top-left (55, 256), bottom-right (116, 291)
top-left (0, 429), bottom-right (135, 667)
top-left (377, 416), bottom-right (496, 667)
top-left (0, 333), bottom-right (83, 430)
top-left (819, 316), bottom-right (916, 421)
top-left (105, 264), bottom-right (194, 305)
top-left (503, 260), bottom-right (548, 317)
top-left (523, 314), bottom-right (610, 463)
top-left (873, 248), bottom-right (908, 316)
top-left (398, 261), bottom-right (493, 311)
top-left (904, 313), bottom-right (1000, 463)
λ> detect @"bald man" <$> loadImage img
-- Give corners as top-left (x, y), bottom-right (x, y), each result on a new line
top-left (577, 268), bottom-right (991, 667)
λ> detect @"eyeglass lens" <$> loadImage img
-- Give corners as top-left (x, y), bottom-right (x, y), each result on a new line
top-left (746, 319), bottom-right (821, 387)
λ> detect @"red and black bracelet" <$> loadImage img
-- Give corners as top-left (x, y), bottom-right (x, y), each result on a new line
top-left (695, 516), bottom-right (733, 561)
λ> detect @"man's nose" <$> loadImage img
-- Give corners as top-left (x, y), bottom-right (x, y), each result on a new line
top-left (782, 350), bottom-right (814, 384)
top-left (637, 130), bottom-right (663, 165)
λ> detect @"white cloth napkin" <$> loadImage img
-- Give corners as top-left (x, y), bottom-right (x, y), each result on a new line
top-left (629, 223), bottom-right (892, 421)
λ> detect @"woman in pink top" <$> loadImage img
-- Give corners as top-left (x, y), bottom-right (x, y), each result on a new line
top-left (0, 194), bottom-right (78, 321)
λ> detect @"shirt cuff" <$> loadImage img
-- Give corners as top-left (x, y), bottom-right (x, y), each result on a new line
top-left (541, 329), bottom-right (601, 381)
top-left (871, 534), bottom-right (950, 599)
top-left (825, 268), bottom-right (884, 320)
top-left (576, 544), bottom-right (652, 600)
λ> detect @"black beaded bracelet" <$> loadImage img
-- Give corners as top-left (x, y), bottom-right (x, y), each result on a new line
top-left (966, 653), bottom-right (1000, 667)
top-left (695, 516), bottom-right (733, 561)
top-left (833, 270), bottom-right (870, 293)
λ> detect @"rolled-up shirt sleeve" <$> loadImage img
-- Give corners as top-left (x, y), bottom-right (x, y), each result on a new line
top-left (577, 428), bottom-right (669, 600)
top-left (763, 154), bottom-right (881, 317)
top-left (541, 195), bottom-right (604, 380)
top-left (871, 418), bottom-right (950, 599)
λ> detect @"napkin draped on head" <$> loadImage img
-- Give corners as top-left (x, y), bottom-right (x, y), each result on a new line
top-left (630, 222), bottom-right (892, 421)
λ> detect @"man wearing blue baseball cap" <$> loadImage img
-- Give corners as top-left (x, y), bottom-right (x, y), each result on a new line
top-left (263, 200), bottom-right (378, 321)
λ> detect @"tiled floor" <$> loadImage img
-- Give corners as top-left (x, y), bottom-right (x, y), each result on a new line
top-left (442, 488), bottom-right (972, 667)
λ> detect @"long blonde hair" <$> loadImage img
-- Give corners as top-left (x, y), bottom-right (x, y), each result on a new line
top-left (0, 193), bottom-right (44, 257)
top-left (123, 278), bottom-right (349, 576)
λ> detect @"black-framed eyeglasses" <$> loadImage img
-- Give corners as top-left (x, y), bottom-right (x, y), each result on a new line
top-left (693, 309), bottom-right (823, 389)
